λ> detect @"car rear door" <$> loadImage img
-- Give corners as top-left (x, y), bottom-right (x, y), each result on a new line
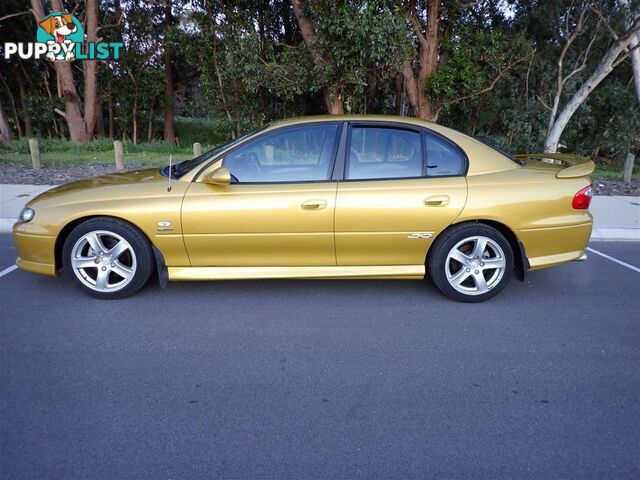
top-left (335, 123), bottom-right (468, 266)
top-left (181, 122), bottom-right (341, 267)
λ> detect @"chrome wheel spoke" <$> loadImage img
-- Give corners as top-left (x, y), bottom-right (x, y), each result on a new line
top-left (85, 232), bottom-right (107, 254)
top-left (71, 257), bottom-right (97, 269)
top-left (111, 261), bottom-right (134, 280)
top-left (481, 257), bottom-right (505, 270)
top-left (107, 240), bottom-right (128, 260)
top-left (450, 249), bottom-right (471, 265)
top-left (449, 268), bottom-right (471, 286)
top-left (472, 237), bottom-right (487, 259)
top-left (473, 272), bottom-right (488, 292)
top-left (95, 267), bottom-right (110, 290)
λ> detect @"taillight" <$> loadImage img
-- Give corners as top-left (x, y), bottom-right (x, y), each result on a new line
top-left (572, 184), bottom-right (592, 209)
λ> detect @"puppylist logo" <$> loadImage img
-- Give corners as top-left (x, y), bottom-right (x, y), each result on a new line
top-left (3, 12), bottom-right (123, 62)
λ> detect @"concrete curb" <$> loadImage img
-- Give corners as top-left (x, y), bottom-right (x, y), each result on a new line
top-left (1, 218), bottom-right (14, 234)
top-left (590, 228), bottom-right (640, 242)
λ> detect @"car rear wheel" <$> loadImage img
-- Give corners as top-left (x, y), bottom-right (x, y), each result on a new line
top-left (63, 218), bottom-right (154, 299)
top-left (428, 224), bottom-right (514, 303)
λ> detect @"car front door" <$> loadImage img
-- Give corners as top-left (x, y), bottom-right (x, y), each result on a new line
top-left (181, 122), bottom-right (341, 267)
top-left (335, 124), bottom-right (468, 266)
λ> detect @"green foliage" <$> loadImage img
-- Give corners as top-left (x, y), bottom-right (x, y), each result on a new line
top-left (310, 1), bottom-right (410, 110)
top-left (172, 116), bottom-right (232, 146)
top-left (0, 0), bottom-right (636, 168)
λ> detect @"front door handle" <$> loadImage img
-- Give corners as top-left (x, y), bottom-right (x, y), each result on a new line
top-left (301, 199), bottom-right (327, 210)
top-left (424, 195), bottom-right (450, 207)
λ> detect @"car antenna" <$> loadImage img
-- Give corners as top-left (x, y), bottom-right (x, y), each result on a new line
top-left (167, 154), bottom-right (172, 192)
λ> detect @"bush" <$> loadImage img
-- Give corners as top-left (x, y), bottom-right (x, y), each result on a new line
top-left (172, 116), bottom-right (233, 147)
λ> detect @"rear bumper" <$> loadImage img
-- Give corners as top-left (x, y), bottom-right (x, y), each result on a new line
top-left (517, 221), bottom-right (592, 270)
top-left (13, 231), bottom-right (57, 277)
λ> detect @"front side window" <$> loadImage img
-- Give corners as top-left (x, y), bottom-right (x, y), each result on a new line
top-left (346, 127), bottom-right (423, 180)
top-left (425, 132), bottom-right (466, 176)
top-left (223, 124), bottom-right (339, 183)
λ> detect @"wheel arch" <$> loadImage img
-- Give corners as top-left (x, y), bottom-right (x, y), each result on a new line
top-left (428, 219), bottom-right (529, 281)
top-left (54, 214), bottom-right (158, 272)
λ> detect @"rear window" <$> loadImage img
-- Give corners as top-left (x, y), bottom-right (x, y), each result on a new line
top-left (424, 132), bottom-right (467, 177)
top-left (474, 136), bottom-right (525, 166)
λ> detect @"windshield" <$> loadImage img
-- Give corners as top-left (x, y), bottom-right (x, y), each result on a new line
top-left (162, 124), bottom-right (269, 178)
top-left (474, 136), bottom-right (525, 166)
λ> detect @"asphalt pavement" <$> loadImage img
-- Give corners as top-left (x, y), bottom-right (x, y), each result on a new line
top-left (1, 234), bottom-right (639, 479)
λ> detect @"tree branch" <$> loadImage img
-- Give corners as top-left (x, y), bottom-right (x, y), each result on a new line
top-left (0, 10), bottom-right (32, 23)
top-left (437, 52), bottom-right (534, 116)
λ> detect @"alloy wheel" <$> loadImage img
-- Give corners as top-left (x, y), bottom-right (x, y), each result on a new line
top-left (70, 230), bottom-right (137, 292)
top-left (445, 235), bottom-right (506, 296)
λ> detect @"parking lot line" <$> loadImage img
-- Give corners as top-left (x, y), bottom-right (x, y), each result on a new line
top-left (586, 247), bottom-right (640, 273)
top-left (0, 264), bottom-right (18, 278)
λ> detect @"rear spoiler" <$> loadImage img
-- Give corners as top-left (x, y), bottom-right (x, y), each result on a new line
top-left (515, 153), bottom-right (595, 179)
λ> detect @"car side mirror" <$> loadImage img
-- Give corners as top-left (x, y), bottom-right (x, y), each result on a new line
top-left (203, 167), bottom-right (231, 185)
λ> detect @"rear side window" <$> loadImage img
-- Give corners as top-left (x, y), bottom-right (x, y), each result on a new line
top-left (346, 127), bottom-right (423, 180)
top-left (424, 132), bottom-right (466, 177)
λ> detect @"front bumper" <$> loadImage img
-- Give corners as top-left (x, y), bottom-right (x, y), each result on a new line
top-left (13, 229), bottom-right (58, 277)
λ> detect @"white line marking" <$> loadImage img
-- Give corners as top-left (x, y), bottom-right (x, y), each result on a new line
top-left (0, 264), bottom-right (18, 278)
top-left (586, 247), bottom-right (640, 273)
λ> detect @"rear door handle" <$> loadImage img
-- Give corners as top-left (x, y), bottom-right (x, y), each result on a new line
top-left (424, 195), bottom-right (450, 207)
top-left (301, 199), bottom-right (327, 210)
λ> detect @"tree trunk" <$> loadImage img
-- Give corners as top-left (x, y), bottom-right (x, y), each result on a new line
top-left (147, 97), bottom-right (156, 143)
top-left (394, 74), bottom-right (403, 115)
top-left (290, 0), bottom-right (345, 114)
top-left (322, 86), bottom-right (344, 114)
top-left (42, 71), bottom-right (60, 136)
top-left (621, 0), bottom-right (640, 101)
top-left (0, 74), bottom-right (22, 138)
top-left (95, 101), bottom-right (105, 137)
top-left (108, 90), bottom-right (114, 138)
top-left (132, 96), bottom-right (138, 145)
top-left (402, 0), bottom-right (441, 120)
top-left (32, 0), bottom-right (87, 143)
top-left (0, 99), bottom-right (14, 143)
top-left (544, 33), bottom-right (638, 152)
top-left (163, 0), bottom-right (176, 145)
top-left (84, 0), bottom-right (99, 140)
top-left (15, 70), bottom-right (33, 136)
top-left (630, 32), bottom-right (640, 101)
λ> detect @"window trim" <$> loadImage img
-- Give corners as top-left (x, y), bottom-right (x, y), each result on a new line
top-left (192, 119), bottom-right (470, 184)
top-left (192, 121), bottom-right (344, 184)
top-left (340, 121), bottom-right (469, 183)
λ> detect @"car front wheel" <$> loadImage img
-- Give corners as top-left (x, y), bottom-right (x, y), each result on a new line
top-left (62, 218), bottom-right (154, 299)
top-left (428, 224), bottom-right (514, 303)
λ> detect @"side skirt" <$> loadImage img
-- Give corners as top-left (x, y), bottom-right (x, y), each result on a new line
top-left (167, 265), bottom-right (425, 281)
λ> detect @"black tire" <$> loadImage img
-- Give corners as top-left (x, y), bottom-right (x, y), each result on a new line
top-left (62, 217), bottom-right (154, 299)
top-left (428, 223), bottom-right (514, 303)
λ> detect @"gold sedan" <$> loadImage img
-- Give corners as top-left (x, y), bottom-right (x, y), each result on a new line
top-left (12, 115), bottom-right (594, 302)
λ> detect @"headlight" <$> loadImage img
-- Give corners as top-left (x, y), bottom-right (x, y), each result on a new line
top-left (17, 207), bottom-right (35, 223)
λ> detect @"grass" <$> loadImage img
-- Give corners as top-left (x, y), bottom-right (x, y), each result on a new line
top-left (0, 139), bottom-right (215, 169)
top-left (0, 114), bottom-right (234, 169)
top-left (593, 163), bottom-right (639, 181)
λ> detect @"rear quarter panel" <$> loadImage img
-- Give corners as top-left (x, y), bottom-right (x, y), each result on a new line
top-left (459, 167), bottom-right (592, 268)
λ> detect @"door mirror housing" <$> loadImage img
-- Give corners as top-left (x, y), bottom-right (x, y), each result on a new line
top-left (203, 167), bottom-right (231, 185)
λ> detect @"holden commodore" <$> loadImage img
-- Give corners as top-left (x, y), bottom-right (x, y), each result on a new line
top-left (13, 115), bottom-right (594, 302)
